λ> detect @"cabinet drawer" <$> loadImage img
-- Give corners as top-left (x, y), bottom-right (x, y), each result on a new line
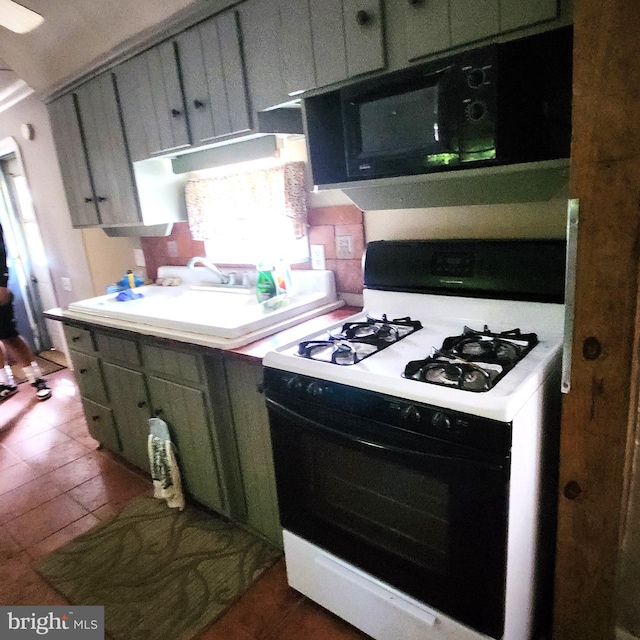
top-left (96, 332), bottom-right (142, 367)
top-left (69, 350), bottom-right (108, 405)
top-left (63, 325), bottom-right (95, 355)
top-left (81, 398), bottom-right (121, 452)
top-left (141, 344), bottom-right (203, 386)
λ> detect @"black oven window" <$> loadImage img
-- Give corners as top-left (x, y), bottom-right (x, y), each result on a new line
top-left (305, 437), bottom-right (450, 576)
top-left (358, 85), bottom-right (439, 157)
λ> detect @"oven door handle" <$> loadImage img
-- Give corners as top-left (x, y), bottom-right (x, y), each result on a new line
top-left (266, 397), bottom-right (506, 471)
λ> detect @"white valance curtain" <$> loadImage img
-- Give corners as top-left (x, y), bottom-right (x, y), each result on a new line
top-left (185, 162), bottom-right (307, 262)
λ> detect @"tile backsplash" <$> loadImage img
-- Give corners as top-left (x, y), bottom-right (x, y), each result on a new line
top-left (140, 204), bottom-right (365, 297)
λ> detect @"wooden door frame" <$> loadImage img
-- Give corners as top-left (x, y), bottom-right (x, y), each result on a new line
top-left (553, 2), bottom-right (640, 638)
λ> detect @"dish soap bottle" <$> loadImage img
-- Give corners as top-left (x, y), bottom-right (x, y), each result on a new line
top-left (256, 264), bottom-right (277, 303)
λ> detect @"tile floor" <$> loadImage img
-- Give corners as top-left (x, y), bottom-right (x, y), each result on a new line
top-left (0, 367), bottom-right (370, 640)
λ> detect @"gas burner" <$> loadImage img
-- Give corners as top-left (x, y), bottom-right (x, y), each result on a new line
top-left (297, 315), bottom-right (422, 365)
top-left (442, 326), bottom-right (538, 366)
top-left (404, 326), bottom-right (538, 392)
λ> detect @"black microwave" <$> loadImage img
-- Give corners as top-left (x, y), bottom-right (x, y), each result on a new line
top-left (340, 26), bottom-right (572, 180)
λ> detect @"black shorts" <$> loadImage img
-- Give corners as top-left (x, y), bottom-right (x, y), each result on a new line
top-left (0, 293), bottom-right (18, 340)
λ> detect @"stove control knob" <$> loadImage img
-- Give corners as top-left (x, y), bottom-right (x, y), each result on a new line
top-left (432, 411), bottom-right (452, 432)
top-left (306, 381), bottom-right (326, 397)
top-left (286, 376), bottom-right (304, 393)
top-left (403, 405), bottom-right (422, 423)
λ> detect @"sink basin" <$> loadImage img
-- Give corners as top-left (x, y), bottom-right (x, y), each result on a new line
top-left (65, 268), bottom-right (342, 346)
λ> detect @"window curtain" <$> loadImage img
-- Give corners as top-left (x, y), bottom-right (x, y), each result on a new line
top-left (185, 162), bottom-right (307, 260)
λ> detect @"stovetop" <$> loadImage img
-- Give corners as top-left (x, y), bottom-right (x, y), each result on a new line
top-left (263, 289), bottom-right (565, 422)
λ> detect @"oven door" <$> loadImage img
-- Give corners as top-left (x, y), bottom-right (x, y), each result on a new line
top-left (266, 394), bottom-right (510, 639)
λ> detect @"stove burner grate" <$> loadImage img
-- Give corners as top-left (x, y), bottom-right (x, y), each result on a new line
top-left (404, 326), bottom-right (538, 392)
top-left (297, 315), bottom-right (422, 365)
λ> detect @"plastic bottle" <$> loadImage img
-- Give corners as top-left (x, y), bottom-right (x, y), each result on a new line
top-left (255, 265), bottom-right (277, 303)
top-left (275, 257), bottom-right (293, 295)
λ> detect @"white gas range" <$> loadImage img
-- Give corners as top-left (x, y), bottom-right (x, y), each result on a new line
top-left (263, 239), bottom-right (566, 640)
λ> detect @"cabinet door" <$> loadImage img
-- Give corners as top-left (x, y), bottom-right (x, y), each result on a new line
top-left (310, 0), bottom-right (348, 87)
top-left (116, 54), bottom-right (161, 162)
top-left (63, 324), bottom-right (95, 356)
top-left (177, 10), bottom-right (251, 145)
top-left (102, 363), bottom-right (151, 471)
top-left (74, 73), bottom-right (141, 226)
top-left (343, 0), bottom-right (385, 78)
top-left (147, 376), bottom-right (226, 513)
top-left (82, 398), bottom-right (121, 452)
top-left (450, 0), bottom-right (500, 46)
top-left (237, 0), bottom-right (289, 111)
top-left (69, 350), bottom-right (109, 406)
top-left (145, 42), bottom-right (191, 154)
top-left (47, 94), bottom-right (100, 227)
top-left (225, 357), bottom-right (282, 546)
top-left (277, 0), bottom-right (316, 96)
top-left (499, 0), bottom-right (558, 32)
top-left (141, 343), bottom-right (203, 386)
top-left (403, 0), bottom-right (451, 62)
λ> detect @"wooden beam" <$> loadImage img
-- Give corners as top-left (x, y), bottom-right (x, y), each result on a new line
top-left (554, 1), bottom-right (640, 638)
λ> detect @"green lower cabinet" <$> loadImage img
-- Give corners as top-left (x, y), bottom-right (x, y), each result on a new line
top-left (224, 356), bottom-right (282, 547)
top-left (147, 376), bottom-right (226, 514)
top-left (81, 398), bottom-right (121, 452)
top-left (69, 350), bottom-right (109, 405)
top-left (102, 362), bottom-right (151, 471)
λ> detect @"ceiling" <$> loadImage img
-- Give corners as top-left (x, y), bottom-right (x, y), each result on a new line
top-left (0, 0), bottom-right (204, 102)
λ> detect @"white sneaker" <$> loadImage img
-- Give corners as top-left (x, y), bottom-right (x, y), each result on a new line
top-left (32, 378), bottom-right (51, 401)
top-left (0, 383), bottom-right (18, 402)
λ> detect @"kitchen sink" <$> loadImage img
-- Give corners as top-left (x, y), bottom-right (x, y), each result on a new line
top-left (65, 267), bottom-right (343, 347)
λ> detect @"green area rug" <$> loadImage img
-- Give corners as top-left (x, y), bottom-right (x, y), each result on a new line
top-left (36, 497), bottom-right (282, 640)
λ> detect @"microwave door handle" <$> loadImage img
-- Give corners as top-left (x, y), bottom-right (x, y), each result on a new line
top-left (266, 397), bottom-right (506, 472)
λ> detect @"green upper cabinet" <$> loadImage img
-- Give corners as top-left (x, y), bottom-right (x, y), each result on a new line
top-left (403, 0), bottom-right (451, 62)
top-left (237, 0), bottom-right (289, 111)
top-left (276, 0), bottom-right (316, 96)
top-left (450, 0), bottom-right (499, 47)
top-left (311, 0), bottom-right (385, 87)
top-left (175, 10), bottom-right (251, 145)
top-left (116, 8), bottom-right (250, 160)
top-left (116, 43), bottom-right (190, 161)
top-left (499, 0), bottom-right (559, 32)
top-left (392, 0), bottom-right (561, 66)
top-left (239, 0), bottom-right (385, 108)
top-left (342, 0), bottom-right (386, 78)
top-left (48, 73), bottom-right (141, 228)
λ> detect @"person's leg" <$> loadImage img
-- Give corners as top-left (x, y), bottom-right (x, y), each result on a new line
top-left (0, 340), bottom-right (18, 401)
top-left (2, 335), bottom-right (51, 401)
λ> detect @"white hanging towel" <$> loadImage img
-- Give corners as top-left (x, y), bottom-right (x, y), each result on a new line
top-left (148, 417), bottom-right (185, 510)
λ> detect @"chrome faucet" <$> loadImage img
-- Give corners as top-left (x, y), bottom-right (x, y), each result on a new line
top-left (186, 256), bottom-right (230, 284)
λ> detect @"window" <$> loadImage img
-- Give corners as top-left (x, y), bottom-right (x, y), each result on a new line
top-left (185, 160), bottom-right (308, 266)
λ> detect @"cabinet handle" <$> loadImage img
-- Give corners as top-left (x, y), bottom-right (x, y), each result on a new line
top-left (256, 383), bottom-right (264, 394)
top-left (356, 9), bottom-right (371, 25)
top-left (155, 408), bottom-right (164, 417)
top-left (71, 335), bottom-right (81, 342)
top-left (170, 108), bottom-right (182, 118)
top-left (193, 99), bottom-right (205, 109)
top-left (79, 367), bottom-right (88, 374)
top-left (97, 196), bottom-right (107, 203)
top-left (84, 196), bottom-right (94, 203)
top-left (407, 0), bottom-right (423, 5)
top-left (137, 400), bottom-right (147, 408)
top-left (91, 415), bottom-right (100, 422)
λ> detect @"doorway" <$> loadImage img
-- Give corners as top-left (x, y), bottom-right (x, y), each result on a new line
top-left (0, 144), bottom-right (54, 353)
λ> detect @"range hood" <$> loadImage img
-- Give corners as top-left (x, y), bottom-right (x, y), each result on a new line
top-left (316, 159), bottom-right (570, 211)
